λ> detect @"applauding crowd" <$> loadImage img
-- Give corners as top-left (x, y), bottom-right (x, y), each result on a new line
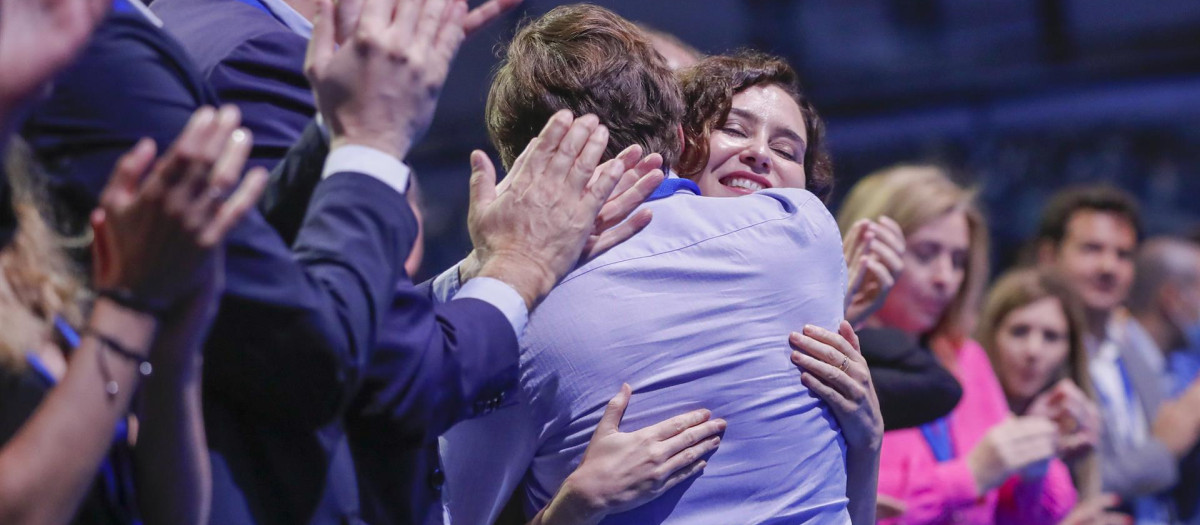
top-left (1, 0), bottom-right (1199, 524)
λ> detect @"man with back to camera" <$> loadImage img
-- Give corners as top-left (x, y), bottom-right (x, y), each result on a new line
top-left (432, 4), bottom-right (881, 524)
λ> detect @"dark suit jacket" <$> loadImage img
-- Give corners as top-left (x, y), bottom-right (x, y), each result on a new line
top-left (151, 0), bottom-right (312, 173)
top-left (22, 4), bottom-right (520, 524)
top-left (148, 3), bottom-right (524, 522)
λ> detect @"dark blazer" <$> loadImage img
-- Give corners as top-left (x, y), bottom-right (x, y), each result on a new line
top-left (22, 4), bottom-right (520, 524)
top-left (856, 328), bottom-right (964, 430)
top-left (151, 0), bottom-right (312, 173)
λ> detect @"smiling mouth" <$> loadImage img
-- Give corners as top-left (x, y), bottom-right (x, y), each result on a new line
top-left (719, 174), bottom-right (772, 193)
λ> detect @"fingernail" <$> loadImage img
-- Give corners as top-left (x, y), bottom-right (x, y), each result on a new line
top-left (715, 419), bottom-right (727, 430)
top-left (803, 325), bottom-right (816, 335)
top-left (231, 128), bottom-right (249, 144)
top-left (470, 151), bottom-right (483, 170)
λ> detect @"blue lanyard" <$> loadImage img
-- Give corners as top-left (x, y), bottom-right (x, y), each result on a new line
top-left (28, 317), bottom-right (139, 523)
top-left (920, 417), bottom-right (956, 462)
top-left (647, 178), bottom-right (701, 201)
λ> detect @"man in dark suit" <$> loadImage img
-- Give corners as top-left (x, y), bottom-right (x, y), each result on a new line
top-left (150, 0), bottom-right (313, 172)
top-left (22, 0), bottom-right (633, 524)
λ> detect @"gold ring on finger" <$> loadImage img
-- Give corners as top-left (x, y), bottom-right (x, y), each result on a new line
top-left (838, 356), bottom-right (849, 372)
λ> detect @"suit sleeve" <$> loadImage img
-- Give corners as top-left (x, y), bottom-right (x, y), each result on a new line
top-left (257, 119), bottom-right (328, 246)
top-left (1099, 436), bottom-right (1179, 498)
top-left (204, 171), bottom-right (414, 427)
top-left (343, 287), bottom-right (522, 525)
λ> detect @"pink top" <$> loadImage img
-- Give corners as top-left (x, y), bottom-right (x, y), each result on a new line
top-left (877, 339), bottom-right (1077, 525)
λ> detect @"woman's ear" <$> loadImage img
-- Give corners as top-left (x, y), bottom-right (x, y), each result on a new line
top-left (676, 124), bottom-right (685, 155)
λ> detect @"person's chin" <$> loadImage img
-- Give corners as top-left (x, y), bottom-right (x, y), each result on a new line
top-left (1082, 289), bottom-right (1123, 313)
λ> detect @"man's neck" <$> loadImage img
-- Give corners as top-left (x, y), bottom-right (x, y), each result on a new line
top-left (282, 0), bottom-right (317, 22)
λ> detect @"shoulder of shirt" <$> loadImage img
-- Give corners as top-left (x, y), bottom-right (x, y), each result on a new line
top-left (560, 187), bottom-right (838, 285)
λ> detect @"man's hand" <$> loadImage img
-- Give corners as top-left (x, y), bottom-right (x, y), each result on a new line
top-left (305, 0), bottom-right (467, 160)
top-left (1152, 380), bottom-right (1200, 458)
top-left (0, 0), bottom-right (108, 128)
top-left (843, 216), bottom-right (905, 326)
top-left (1058, 494), bottom-right (1131, 525)
top-left (467, 110), bottom-right (631, 309)
top-left (335, 0), bottom-right (521, 44)
top-left (457, 146), bottom-right (662, 285)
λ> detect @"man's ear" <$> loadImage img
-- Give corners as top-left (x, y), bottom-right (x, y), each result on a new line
top-left (1036, 239), bottom-right (1057, 267)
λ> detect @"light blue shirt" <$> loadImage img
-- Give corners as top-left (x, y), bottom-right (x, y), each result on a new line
top-left (438, 187), bottom-right (850, 524)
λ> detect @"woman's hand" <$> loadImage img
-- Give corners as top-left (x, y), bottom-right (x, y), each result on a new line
top-left (1027, 379), bottom-right (1101, 461)
top-left (1058, 494), bottom-right (1131, 525)
top-left (843, 216), bottom-right (905, 327)
top-left (876, 493), bottom-right (907, 520)
top-left (538, 384), bottom-right (725, 525)
top-left (789, 321), bottom-right (883, 451)
top-left (966, 415), bottom-right (1059, 494)
top-left (91, 105), bottom-right (268, 313)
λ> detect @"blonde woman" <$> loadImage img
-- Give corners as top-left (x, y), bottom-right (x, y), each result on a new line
top-left (838, 165), bottom-right (1076, 524)
top-left (0, 107), bottom-right (265, 525)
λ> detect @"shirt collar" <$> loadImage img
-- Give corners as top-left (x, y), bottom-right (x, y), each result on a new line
top-left (113, 0), bottom-right (163, 27)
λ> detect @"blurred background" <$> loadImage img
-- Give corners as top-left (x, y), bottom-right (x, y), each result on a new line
top-left (409, 0), bottom-right (1200, 280)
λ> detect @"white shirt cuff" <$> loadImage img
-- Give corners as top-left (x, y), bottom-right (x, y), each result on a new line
top-left (322, 144), bottom-right (410, 195)
top-left (455, 277), bottom-right (528, 338)
top-left (431, 263), bottom-right (463, 304)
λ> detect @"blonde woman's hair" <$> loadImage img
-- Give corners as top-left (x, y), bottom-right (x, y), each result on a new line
top-left (0, 139), bottom-right (85, 370)
top-left (837, 165), bottom-right (989, 345)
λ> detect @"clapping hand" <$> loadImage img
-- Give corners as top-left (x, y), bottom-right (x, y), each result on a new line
top-left (1026, 378), bottom-right (1101, 460)
top-left (843, 216), bottom-right (905, 326)
top-left (92, 105), bottom-right (267, 315)
top-left (306, 0), bottom-right (470, 160)
top-left (966, 416), bottom-right (1059, 493)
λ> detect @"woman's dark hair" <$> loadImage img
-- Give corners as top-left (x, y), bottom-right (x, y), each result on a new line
top-left (676, 51), bottom-right (833, 201)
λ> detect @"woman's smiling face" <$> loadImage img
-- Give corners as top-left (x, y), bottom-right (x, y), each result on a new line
top-left (692, 84), bottom-right (809, 197)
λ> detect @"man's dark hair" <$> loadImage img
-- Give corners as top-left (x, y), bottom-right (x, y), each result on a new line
top-left (1036, 185), bottom-right (1142, 247)
top-left (486, 3), bottom-right (685, 170)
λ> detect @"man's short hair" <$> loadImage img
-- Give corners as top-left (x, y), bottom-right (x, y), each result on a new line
top-left (486, 4), bottom-right (685, 170)
top-left (1036, 185), bottom-right (1142, 247)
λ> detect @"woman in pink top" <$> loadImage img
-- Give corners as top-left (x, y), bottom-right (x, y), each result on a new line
top-left (838, 165), bottom-right (1077, 525)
